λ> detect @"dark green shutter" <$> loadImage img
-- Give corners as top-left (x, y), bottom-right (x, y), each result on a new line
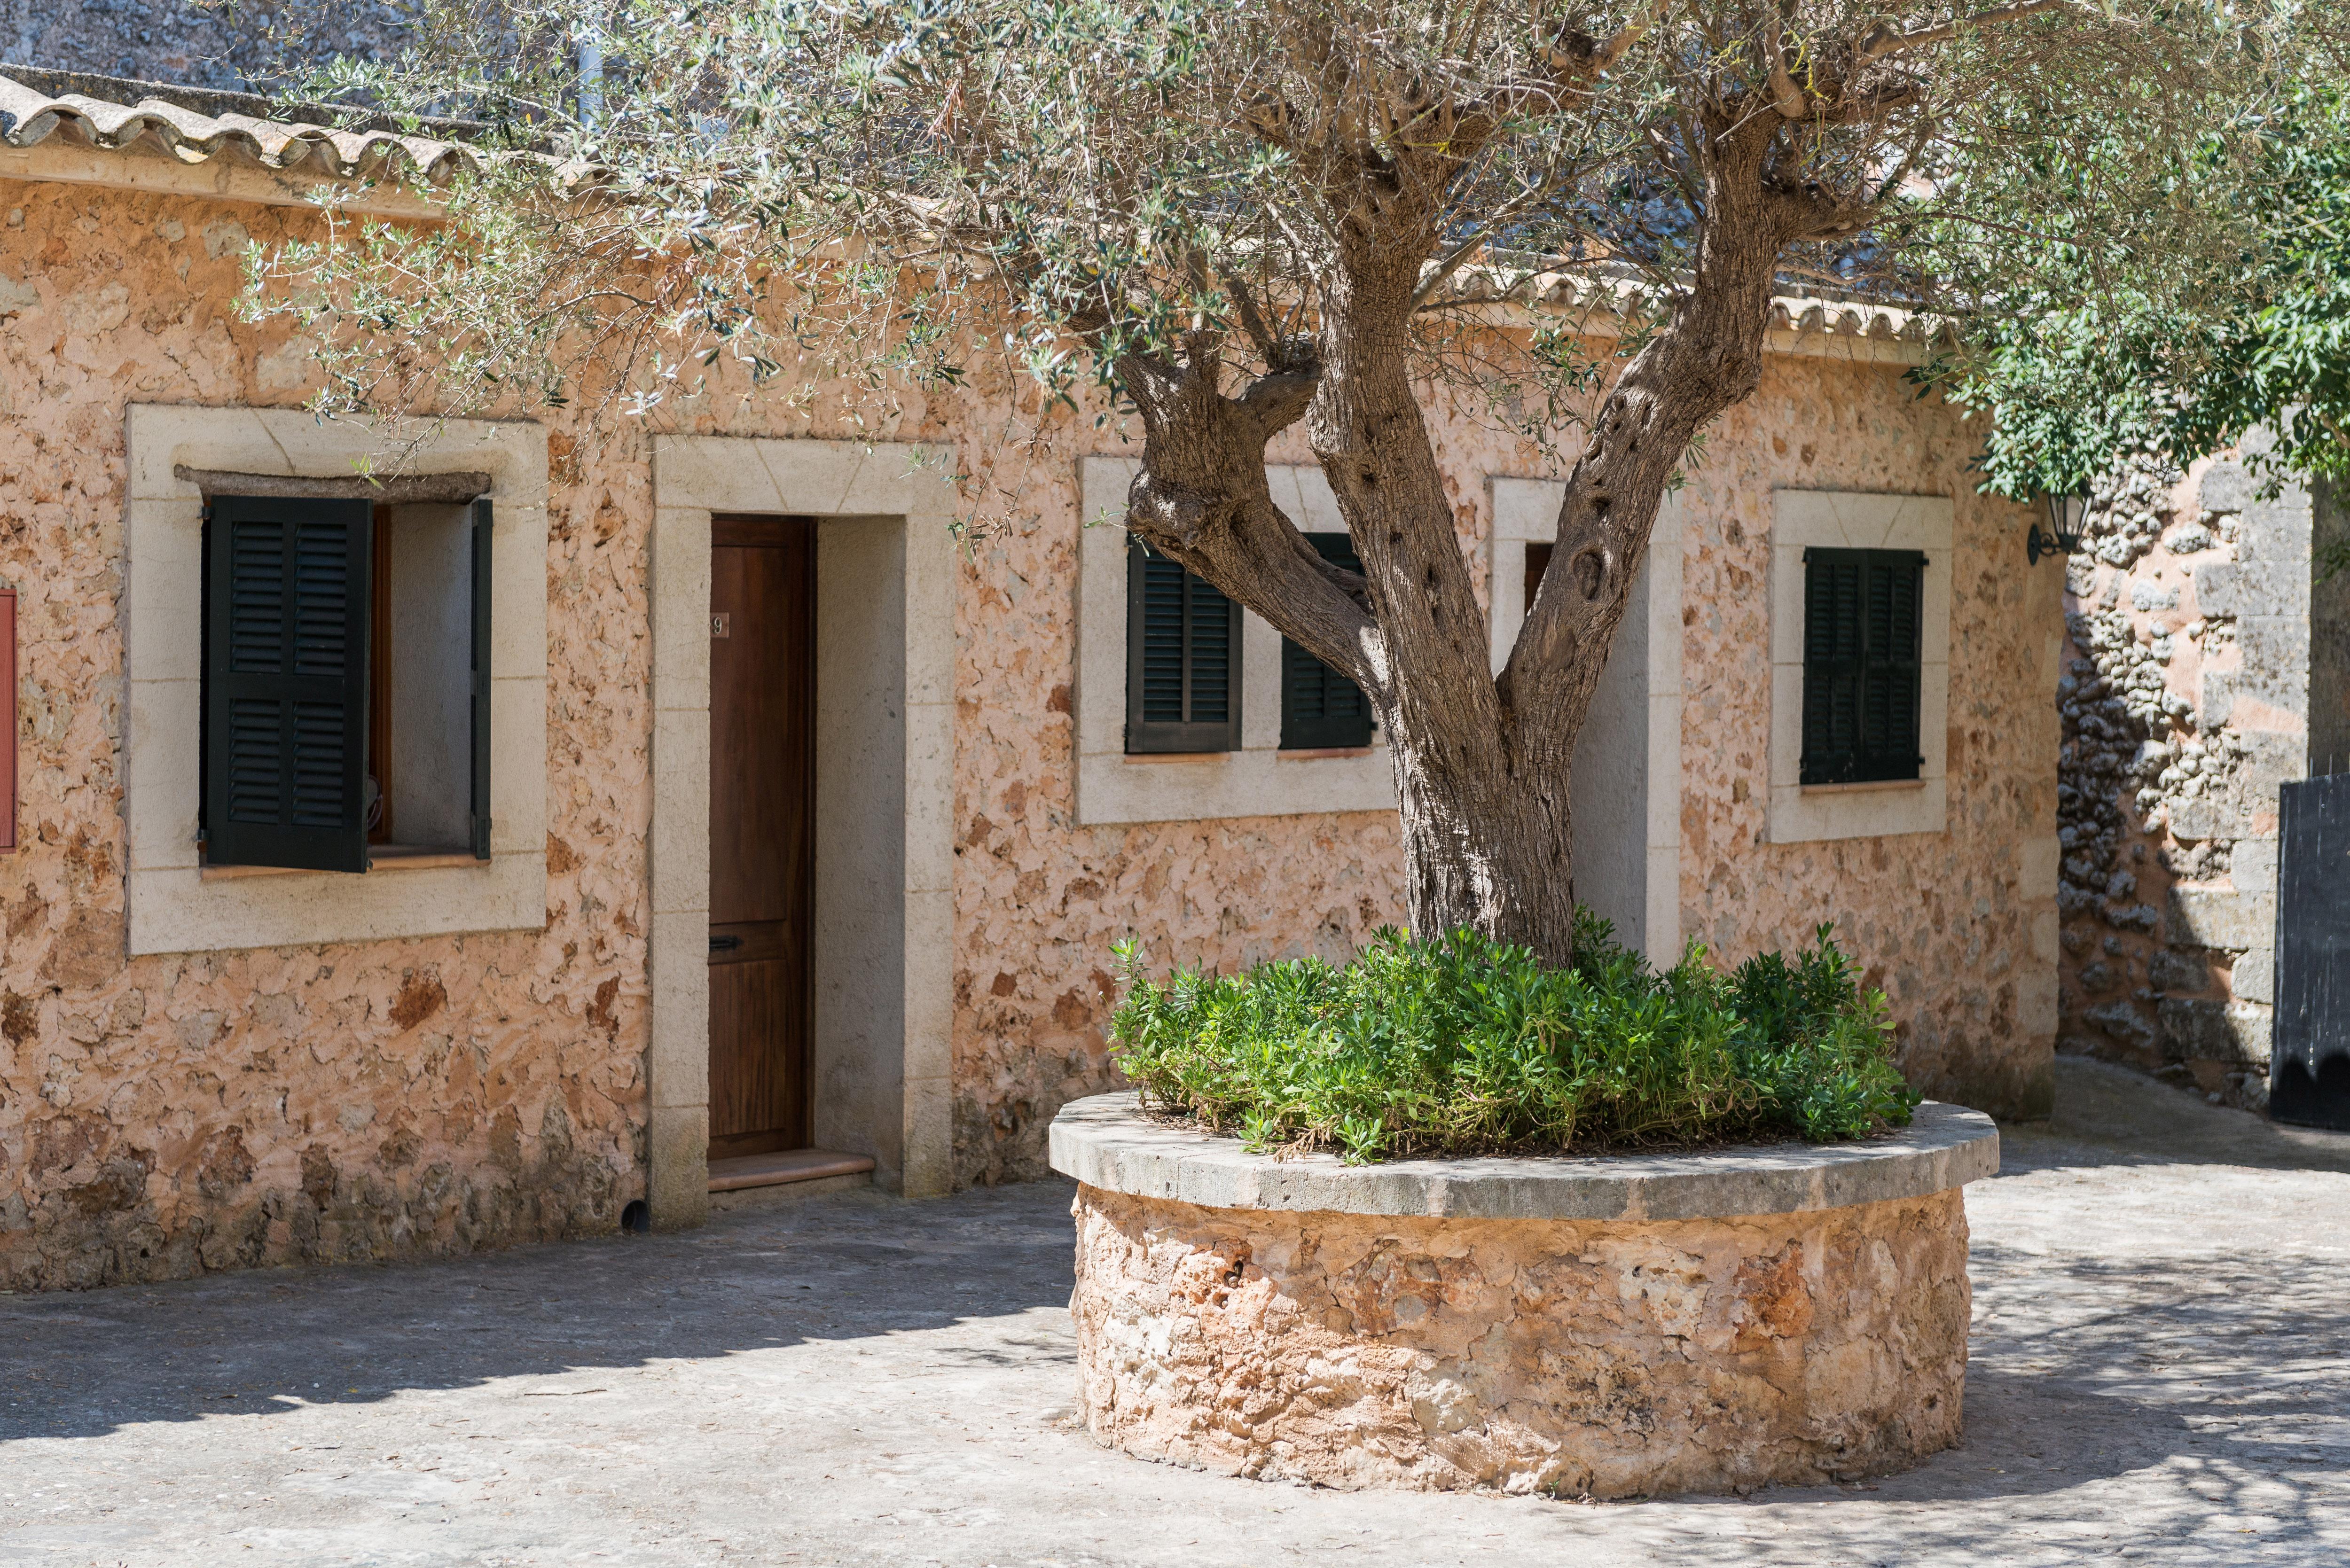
top-left (1280, 532), bottom-right (1374, 749)
top-left (1800, 547), bottom-right (1925, 786)
top-left (470, 498), bottom-right (493, 859)
top-left (201, 495), bottom-right (373, 872)
top-left (1124, 538), bottom-right (1241, 753)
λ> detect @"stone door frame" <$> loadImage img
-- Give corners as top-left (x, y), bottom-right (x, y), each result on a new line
top-left (646, 437), bottom-right (958, 1225)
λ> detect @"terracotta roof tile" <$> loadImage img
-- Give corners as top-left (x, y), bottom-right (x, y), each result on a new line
top-left (0, 64), bottom-right (482, 182)
top-left (0, 65), bottom-right (1940, 348)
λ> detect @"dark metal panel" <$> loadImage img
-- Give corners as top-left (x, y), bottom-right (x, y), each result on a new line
top-left (2272, 772), bottom-right (2350, 1130)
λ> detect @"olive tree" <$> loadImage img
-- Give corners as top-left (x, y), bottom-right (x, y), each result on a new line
top-left (261, 0), bottom-right (2299, 965)
top-left (1934, 78), bottom-right (2350, 512)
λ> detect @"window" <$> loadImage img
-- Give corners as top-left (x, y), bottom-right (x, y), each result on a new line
top-left (1125, 538), bottom-right (1241, 753)
top-left (200, 493), bottom-right (492, 872)
top-left (1799, 547), bottom-right (1924, 786)
top-left (1524, 540), bottom-right (1553, 611)
top-left (1280, 532), bottom-right (1375, 750)
top-left (1075, 455), bottom-right (1394, 825)
top-left (1486, 479), bottom-right (1685, 960)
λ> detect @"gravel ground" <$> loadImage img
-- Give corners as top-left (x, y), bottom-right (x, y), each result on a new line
top-left (5, 1055), bottom-right (2348, 1567)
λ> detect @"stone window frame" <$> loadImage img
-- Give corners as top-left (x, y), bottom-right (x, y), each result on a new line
top-left (1485, 478), bottom-right (1684, 960)
top-left (123, 405), bottom-right (549, 956)
top-left (1074, 455), bottom-right (1397, 827)
top-left (645, 436), bottom-right (958, 1226)
top-left (1768, 489), bottom-right (1952, 843)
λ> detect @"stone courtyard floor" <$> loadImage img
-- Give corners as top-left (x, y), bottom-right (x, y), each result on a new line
top-left (5, 1056), bottom-right (2349, 1568)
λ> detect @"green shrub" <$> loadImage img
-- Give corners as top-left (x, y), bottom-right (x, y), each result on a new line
top-left (1107, 913), bottom-right (1917, 1162)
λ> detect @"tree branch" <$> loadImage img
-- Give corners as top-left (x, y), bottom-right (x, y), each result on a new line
top-left (1543, 0), bottom-right (1673, 82)
top-left (1769, 0), bottom-right (1810, 120)
top-left (1111, 345), bottom-right (1376, 688)
top-left (1861, 0), bottom-right (2076, 62)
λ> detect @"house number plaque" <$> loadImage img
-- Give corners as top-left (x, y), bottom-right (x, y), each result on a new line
top-left (711, 612), bottom-right (731, 639)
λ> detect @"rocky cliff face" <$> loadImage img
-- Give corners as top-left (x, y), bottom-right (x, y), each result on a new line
top-left (4, 0), bottom-right (414, 93)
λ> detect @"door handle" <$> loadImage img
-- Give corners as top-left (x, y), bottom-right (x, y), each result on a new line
top-left (708, 934), bottom-right (744, 953)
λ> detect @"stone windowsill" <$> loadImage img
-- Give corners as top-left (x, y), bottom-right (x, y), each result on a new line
top-left (1799, 777), bottom-right (1929, 796)
top-left (199, 844), bottom-right (487, 882)
top-left (1123, 747), bottom-right (1377, 764)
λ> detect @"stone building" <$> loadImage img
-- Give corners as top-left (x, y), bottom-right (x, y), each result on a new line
top-left (2054, 445), bottom-right (2349, 1106)
top-left (0, 68), bottom-right (2062, 1292)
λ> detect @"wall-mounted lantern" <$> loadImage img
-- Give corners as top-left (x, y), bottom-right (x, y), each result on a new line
top-left (2027, 484), bottom-right (2090, 564)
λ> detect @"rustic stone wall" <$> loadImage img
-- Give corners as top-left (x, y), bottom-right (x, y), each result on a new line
top-left (2054, 443), bottom-right (2337, 1108)
top-left (1070, 1183), bottom-right (1972, 1497)
top-left (0, 182), bottom-right (650, 1291)
top-left (954, 346), bottom-right (2063, 1187)
top-left (0, 155), bottom-right (2061, 1288)
top-left (1670, 359), bottom-right (2063, 1120)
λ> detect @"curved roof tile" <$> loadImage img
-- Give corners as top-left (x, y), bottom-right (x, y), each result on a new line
top-left (0, 68), bottom-right (482, 183)
top-left (0, 64), bottom-right (1943, 348)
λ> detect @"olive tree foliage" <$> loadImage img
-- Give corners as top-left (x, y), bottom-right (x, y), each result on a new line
top-left (1927, 71), bottom-right (2350, 543)
top-left (256, 0), bottom-right (2295, 964)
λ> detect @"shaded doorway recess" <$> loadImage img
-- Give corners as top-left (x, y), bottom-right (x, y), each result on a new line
top-left (706, 516), bottom-right (877, 1194)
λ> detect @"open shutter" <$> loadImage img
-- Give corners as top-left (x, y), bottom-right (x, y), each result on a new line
top-left (1800, 547), bottom-right (1924, 786)
top-left (202, 495), bottom-right (373, 871)
top-left (1279, 532), bottom-right (1375, 750)
top-left (1124, 538), bottom-right (1242, 753)
top-left (470, 498), bottom-right (494, 859)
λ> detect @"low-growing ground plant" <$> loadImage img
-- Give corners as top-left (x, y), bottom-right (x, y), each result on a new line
top-left (1108, 914), bottom-right (1916, 1162)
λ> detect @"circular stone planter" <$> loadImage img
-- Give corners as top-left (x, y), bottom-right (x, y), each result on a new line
top-left (1049, 1093), bottom-right (1999, 1498)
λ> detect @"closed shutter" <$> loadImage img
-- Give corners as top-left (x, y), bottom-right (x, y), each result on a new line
top-left (1800, 547), bottom-right (1925, 786)
top-left (201, 495), bottom-right (374, 871)
top-left (1124, 538), bottom-right (1242, 753)
top-left (1280, 532), bottom-right (1374, 750)
top-left (470, 498), bottom-right (494, 859)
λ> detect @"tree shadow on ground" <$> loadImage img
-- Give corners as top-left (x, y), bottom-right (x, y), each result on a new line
top-left (11, 1057), bottom-right (2346, 1564)
top-left (1645, 1239), bottom-right (2349, 1563)
top-left (0, 1180), bottom-right (1082, 1445)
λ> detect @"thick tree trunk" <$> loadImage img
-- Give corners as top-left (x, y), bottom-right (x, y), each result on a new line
top-left (1301, 233), bottom-right (1592, 963)
top-left (1387, 725), bottom-right (1582, 962)
top-left (1116, 106), bottom-right (1855, 970)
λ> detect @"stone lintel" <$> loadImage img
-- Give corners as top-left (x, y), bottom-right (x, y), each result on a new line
top-left (1047, 1093), bottom-right (1999, 1224)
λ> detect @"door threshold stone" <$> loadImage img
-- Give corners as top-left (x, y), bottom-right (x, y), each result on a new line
top-left (708, 1148), bottom-right (877, 1193)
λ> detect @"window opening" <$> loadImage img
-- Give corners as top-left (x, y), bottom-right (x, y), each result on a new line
top-left (1279, 532), bottom-right (1375, 750)
top-left (201, 492), bottom-right (493, 871)
top-left (1124, 537), bottom-right (1242, 753)
top-left (1800, 547), bottom-right (1925, 786)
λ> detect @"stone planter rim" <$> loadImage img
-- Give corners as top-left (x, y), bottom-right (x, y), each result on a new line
top-left (1049, 1092), bottom-right (1998, 1222)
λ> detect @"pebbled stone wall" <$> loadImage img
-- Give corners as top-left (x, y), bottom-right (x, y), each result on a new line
top-left (0, 182), bottom-right (649, 1292)
top-left (1671, 363), bottom-right (2063, 1121)
top-left (1070, 1182), bottom-right (1972, 1497)
top-left (2054, 440), bottom-right (2340, 1107)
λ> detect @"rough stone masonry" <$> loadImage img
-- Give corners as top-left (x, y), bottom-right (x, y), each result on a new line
top-left (2055, 439), bottom-right (2350, 1108)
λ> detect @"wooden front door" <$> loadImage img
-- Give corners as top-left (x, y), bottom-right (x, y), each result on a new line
top-left (708, 515), bottom-right (816, 1158)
